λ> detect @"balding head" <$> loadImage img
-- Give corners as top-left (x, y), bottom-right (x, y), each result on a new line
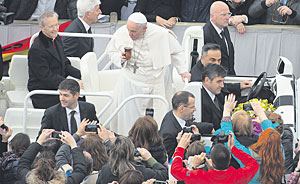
top-left (210, 1), bottom-right (231, 29)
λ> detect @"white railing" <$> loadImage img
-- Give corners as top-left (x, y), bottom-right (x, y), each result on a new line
top-left (23, 90), bottom-right (113, 134)
top-left (103, 94), bottom-right (169, 127)
top-left (29, 32), bottom-right (113, 69)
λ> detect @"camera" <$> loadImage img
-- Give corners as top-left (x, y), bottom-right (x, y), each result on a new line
top-left (243, 103), bottom-right (253, 111)
top-left (85, 124), bottom-right (99, 132)
top-left (0, 124), bottom-right (8, 130)
top-left (51, 131), bottom-right (62, 139)
top-left (213, 131), bottom-right (229, 144)
top-left (182, 126), bottom-right (201, 142)
top-left (0, 0), bottom-right (15, 25)
top-left (145, 108), bottom-right (154, 117)
top-left (182, 126), bottom-right (193, 134)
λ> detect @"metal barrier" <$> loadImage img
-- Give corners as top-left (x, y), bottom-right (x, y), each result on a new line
top-left (29, 32), bottom-right (113, 69)
top-left (23, 90), bottom-right (113, 134)
top-left (103, 94), bottom-right (169, 127)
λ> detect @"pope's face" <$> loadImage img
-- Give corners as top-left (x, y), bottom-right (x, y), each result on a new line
top-left (40, 16), bottom-right (59, 39)
top-left (126, 20), bottom-right (147, 40)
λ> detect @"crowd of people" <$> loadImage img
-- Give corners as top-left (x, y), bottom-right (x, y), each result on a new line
top-left (0, 0), bottom-right (300, 183)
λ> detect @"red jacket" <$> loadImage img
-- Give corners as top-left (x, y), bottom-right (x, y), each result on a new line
top-left (171, 146), bottom-right (259, 184)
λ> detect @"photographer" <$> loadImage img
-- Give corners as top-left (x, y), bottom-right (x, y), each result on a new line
top-left (18, 129), bottom-right (88, 184)
top-left (170, 132), bottom-right (259, 183)
top-left (216, 94), bottom-right (285, 183)
top-left (55, 119), bottom-right (109, 184)
top-left (159, 91), bottom-right (214, 160)
top-left (96, 136), bottom-right (168, 184)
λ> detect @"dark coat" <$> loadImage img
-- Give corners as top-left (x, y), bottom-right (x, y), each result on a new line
top-left (159, 111), bottom-right (213, 160)
top-left (201, 88), bottom-right (224, 130)
top-left (180, 0), bottom-right (213, 22)
top-left (27, 31), bottom-right (81, 109)
top-left (282, 125), bottom-right (294, 174)
top-left (17, 142), bottom-right (88, 184)
top-left (203, 21), bottom-right (235, 76)
top-left (219, 0), bottom-right (261, 24)
top-left (7, 0), bottom-right (77, 20)
top-left (134, 0), bottom-right (181, 22)
top-left (63, 18), bottom-right (94, 58)
top-left (148, 143), bottom-right (167, 165)
top-left (100, 0), bottom-right (127, 20)
top-left (96, 161), bottom-right (168, 184)
top-left (37, 101), bottom-right (98, 139)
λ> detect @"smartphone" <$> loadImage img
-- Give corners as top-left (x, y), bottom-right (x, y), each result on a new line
top-left (145, 108), bottom-right (154, 117)
top-left (243, 104), bottom-right (253, 111)
top-left (51, 131), bottom-right (62, 139)
top-left (85, 124), bottom-right (99, 132)
top-left (0, 124), bottom-right (8, 130)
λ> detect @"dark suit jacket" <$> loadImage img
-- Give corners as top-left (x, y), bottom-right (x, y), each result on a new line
top-left (37, 101), bottom-right (98, 138)
top-left (203, 21), bottom-right (236, 75)
top-left (62, 18), bottom-right (94, 58)
top-left (27, 31), bottom-right (81, 109)
top-left (159, 111), bottom-right (213, 160)
top-left (134, 0), bottom-right (181, 22)
top-left (201, 88), bottom-right (225, 130)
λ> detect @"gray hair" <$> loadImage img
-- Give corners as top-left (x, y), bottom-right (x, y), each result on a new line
top-left (201, 43), bottom-right (221, 58)
top-left (38, 11), bottom-right (58, 26)
top-left (77, 0), bottom-right (101, 17)
top-left (109, 136), bottom-right (136, 178)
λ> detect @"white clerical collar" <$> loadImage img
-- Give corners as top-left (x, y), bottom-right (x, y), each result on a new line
top-left (78, 17), bottom-right (90, 33)
top-left (65, 103), bottom-right (80, 115)
top-left (203, 85), bottom-right (216, 102)
top-left (172, 111), bottom-right (186, 128)
top-left (210, 20), bottom-right (223, 39)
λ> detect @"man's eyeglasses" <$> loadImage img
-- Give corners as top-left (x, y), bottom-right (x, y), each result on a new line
top-left (220, 12), bottom-right (232, 17)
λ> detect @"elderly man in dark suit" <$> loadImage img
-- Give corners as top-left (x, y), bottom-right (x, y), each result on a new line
top-left (63, 0), bottom-right (102, 58)
top-left (37, 79), bottom-right (98, 138)
top-left (159, 91), bottom-right (213, 160)
top-left (27, 11), bottom-right (82, 109)
top-left (204, 1), bottom-right (236, 76)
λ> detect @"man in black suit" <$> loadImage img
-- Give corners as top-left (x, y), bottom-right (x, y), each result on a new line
top-left (63, 0), bottom-right (102, 58)
top-left (28, 11), bottom-right (82, 109)
top-left (201, 64), bottom-right (228, 130)
top-left (203, 1), bottom-right (236, 75)
top-left (191, 43), bottom-right (251, 98)
top-left (37, 79), bottom-right (98, 138)
top-left (159, 91), bottom-right (213, 160)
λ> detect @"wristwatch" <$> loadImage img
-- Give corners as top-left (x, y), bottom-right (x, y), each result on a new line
top-left (295, 167), bottom-right (300, 172)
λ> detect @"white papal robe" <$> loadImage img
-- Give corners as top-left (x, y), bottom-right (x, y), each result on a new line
top-left (106, 23), bottom-right (187, 136)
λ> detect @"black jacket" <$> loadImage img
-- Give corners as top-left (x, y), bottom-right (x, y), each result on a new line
top-left (27, 31), bottom-right (81, 109)
top-left (17, 142), bottom-right (88, 184)
top-left (37, 101), bottom-right (98, 139)
top-left (6, 0), bottom-right (77, 20)
top-left (180, 0), bottom-right (213, 22)
top-left (282, 125), bottom-right (294, 174)
top-left (63, 18), bottom-right (94, 58)
top-left (203, 21), bottom-right (236, 76)
top-left (96, 160), bottom-right (168, 184)
top-left (134, 0), bottom-right (181, 22)
top-left (159, 111), bottom-right (213, 160)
